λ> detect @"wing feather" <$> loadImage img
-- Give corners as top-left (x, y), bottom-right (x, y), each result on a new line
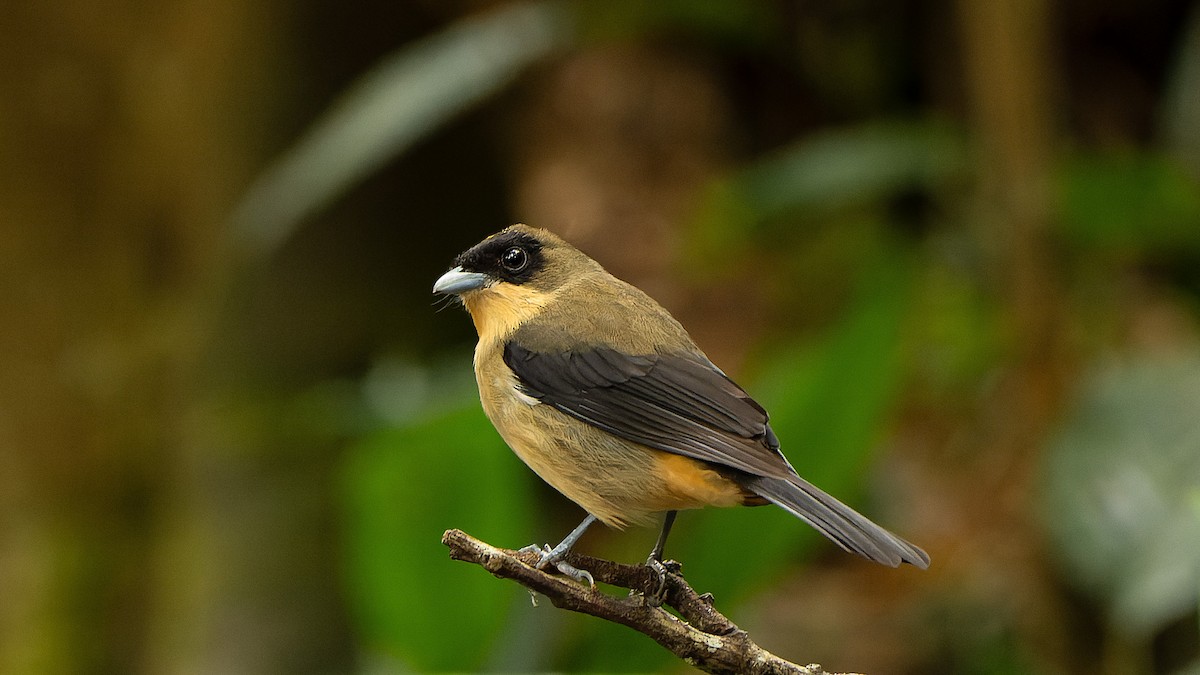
top-left (503, 342), bottom-right (792, 479)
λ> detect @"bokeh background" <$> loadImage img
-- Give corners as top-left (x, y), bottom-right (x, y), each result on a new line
top-left (3, 0), bottom-right (1200, 673)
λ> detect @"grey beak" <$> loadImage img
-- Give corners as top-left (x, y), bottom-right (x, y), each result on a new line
top-left (433, 267), bottom-right (490, 294)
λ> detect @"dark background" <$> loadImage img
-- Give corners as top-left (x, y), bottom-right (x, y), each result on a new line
top-left (2, 1), bottom-right (1200, 673)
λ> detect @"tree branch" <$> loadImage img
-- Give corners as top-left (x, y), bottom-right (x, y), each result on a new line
top-left (442, 529), bottom-right (854, 675)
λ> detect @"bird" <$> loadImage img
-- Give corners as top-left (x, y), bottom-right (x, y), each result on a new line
top-left (433, 224), bottom-right (929, 586)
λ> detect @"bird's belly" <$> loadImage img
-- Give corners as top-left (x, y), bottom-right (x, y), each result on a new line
top-left (478, 366), bottom-right (744, 527)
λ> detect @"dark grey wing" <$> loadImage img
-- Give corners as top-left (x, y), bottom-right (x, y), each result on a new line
top-left (503, 341), bottom-right (793, 480)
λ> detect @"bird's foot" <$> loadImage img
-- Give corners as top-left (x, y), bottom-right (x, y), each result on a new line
top-left (518, 543), bottom-right (595, 589)
top-left (637, 557), bottom-right (681, 607)
top-left (552, 559), bottom-right (595, 588)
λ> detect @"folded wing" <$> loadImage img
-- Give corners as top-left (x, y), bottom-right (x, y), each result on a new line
top-left (503, 341), bottom-right (793, 480)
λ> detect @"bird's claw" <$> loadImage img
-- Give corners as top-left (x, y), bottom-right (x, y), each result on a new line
top-left (638, 558), bottom-right (676, 607)
top-left (518, 543), bottom-right (595, 589)
top-left (553, 559), bottom-right (595, 588)
top-left (517, 543), bottom-right (554, 562)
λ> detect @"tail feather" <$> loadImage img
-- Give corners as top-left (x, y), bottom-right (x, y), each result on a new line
top-left (743, 475), bottom-right (930, 569)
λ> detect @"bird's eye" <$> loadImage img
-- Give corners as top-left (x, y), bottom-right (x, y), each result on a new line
top-left (501, 246), bottom-right (528, 272)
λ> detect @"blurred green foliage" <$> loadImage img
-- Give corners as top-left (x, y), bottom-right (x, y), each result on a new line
top-left (342, 404), bottom-right (535, 670)
top-left (1058, 153), bottom-right (1200, 254)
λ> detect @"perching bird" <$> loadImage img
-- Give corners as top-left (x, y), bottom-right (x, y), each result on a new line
top-left (434, 224), bottom-right (929, 585)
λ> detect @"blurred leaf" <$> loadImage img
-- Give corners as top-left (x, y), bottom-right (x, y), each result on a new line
top-left (229, 1), bottom-right (573, 258)
top-left (1041, 354), bottom-right (1200, 638)
top-left (739, 122), bottom-right (965, 217)
top-left (340, 404), bottom-right (535, 670)
top-left (1057, 153), bottom-right (1200, 252)
top-left (692, 120), bottom-right (967, 257)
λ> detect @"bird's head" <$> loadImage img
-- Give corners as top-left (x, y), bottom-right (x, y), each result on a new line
top-left (433, 224), bottom-right (598, 340)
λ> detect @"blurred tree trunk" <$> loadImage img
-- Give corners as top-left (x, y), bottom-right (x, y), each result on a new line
top-left (956, 0), bottom-right (1073, 670)
top-left (0, 1), bottom-right (351, 672)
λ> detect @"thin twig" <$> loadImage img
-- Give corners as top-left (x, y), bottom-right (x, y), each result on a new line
top-left (442, 529), bottom-right (855, 675)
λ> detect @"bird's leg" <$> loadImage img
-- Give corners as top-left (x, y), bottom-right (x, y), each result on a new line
top-left (519, 514), bottom-right (597, 588)
top-left (648, 510), bottom-right (677, 563)
top-left (640, 510), bottom-right (678, 606)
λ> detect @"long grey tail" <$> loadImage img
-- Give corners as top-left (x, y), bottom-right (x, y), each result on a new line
top-left (742, 475), bottom-right (930, 569)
